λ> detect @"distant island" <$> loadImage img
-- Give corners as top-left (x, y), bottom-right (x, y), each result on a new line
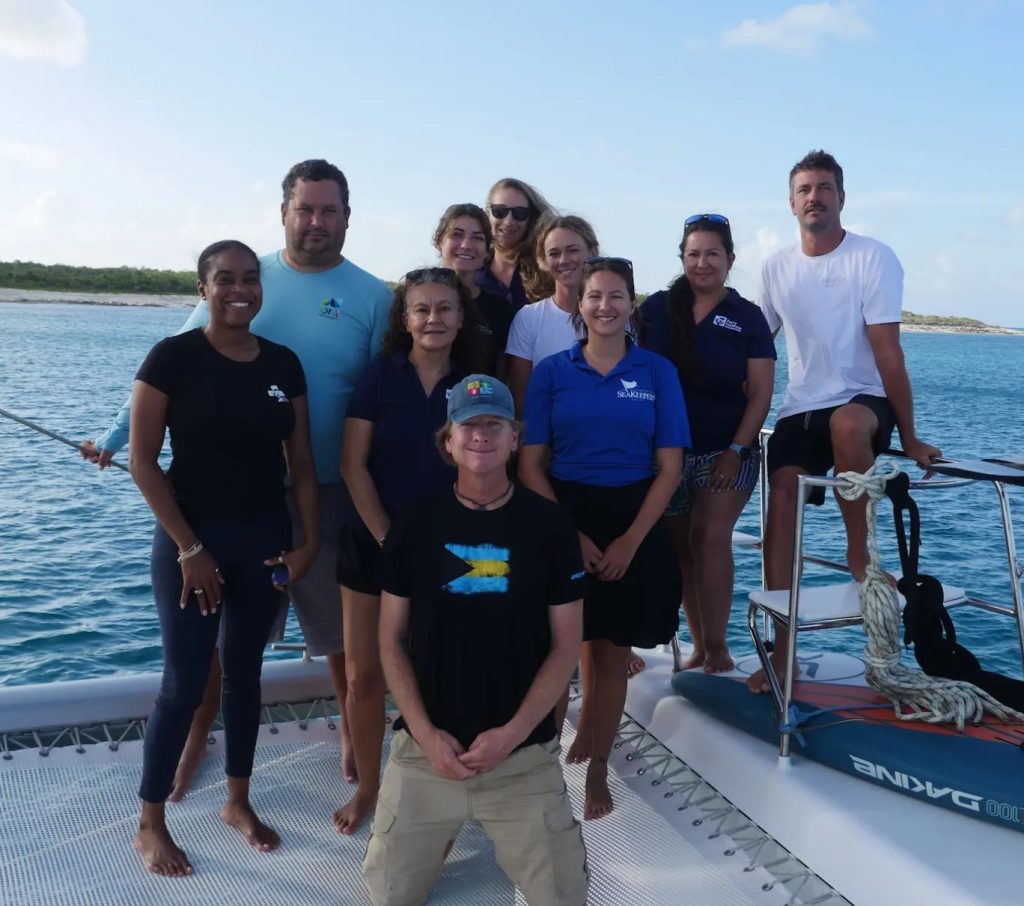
top-left (0, 259), bottom-right (1019, 335)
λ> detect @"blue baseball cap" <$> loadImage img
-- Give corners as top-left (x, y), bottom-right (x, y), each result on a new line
top-left (447, 374), bottom-right (515, 424)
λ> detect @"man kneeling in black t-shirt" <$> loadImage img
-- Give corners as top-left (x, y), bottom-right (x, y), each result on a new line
top-left (364, 375), bottom-right (589, 906)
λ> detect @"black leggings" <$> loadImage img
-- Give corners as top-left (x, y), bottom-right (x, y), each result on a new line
top-left (138, 512), bottom-right (289, 803)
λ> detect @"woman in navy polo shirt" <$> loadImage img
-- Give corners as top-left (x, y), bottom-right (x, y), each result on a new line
top-left (520, 257), bottom-right (689, 821)
top-left (480, 177), bottom-right (554, 310)
top-left (639, 215), bottom-right (775, 674)
top-left (333, 267), bottom-right (488, 835)
top-left (433, 202), bottom-right (512, 377)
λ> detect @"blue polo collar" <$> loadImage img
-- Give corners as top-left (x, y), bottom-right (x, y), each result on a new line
top-left (568, 339), bottom-right (644, 380)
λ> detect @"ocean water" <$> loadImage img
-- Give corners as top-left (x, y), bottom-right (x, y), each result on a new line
top-left (1, 300), bottom-right (1023, 687)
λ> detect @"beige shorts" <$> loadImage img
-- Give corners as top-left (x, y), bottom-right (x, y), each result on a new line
top-left (282, 483), bottom-right (345, 657)
top-left (364, 730), bottom-right (588, 906)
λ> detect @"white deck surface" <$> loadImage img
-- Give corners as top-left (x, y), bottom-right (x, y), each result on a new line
top-left (1, 707), bottom-right (795, 905)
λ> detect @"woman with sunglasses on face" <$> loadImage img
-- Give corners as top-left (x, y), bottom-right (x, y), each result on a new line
top-left (433, 202), bottom-right (512, 377)
top-left (505, 215), bottom-right (598, 414)
top-left (519, 257), bottom-right (689, 820)
top-left (129, 240), bottom-right (319, 876)
top-left (333, 267), bottom-right (488, 835)
top-left (639, 215), bottom-right (775, 674)
top-left (480, 177), bottom-right (554, 311)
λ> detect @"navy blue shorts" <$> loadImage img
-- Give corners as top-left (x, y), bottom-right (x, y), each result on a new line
top-left (767, 394), bottom-right (897, 505)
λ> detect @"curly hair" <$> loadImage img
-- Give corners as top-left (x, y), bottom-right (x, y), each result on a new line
top-left (380, 270), bottom-right (490, 375)
top-left (485, 177), bottom-right (555, 302)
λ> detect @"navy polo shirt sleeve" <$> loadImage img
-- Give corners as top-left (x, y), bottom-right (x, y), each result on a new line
top-left (346, 357), bottom-right (382, 422)
top-left (745, 305), bottom-right (777, 360)
top-left (522, 356), bottom-right (556, 446)
top-left (652, 354), bottom-right (690, 449)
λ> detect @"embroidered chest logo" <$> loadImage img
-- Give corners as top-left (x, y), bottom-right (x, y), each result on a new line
top-left (712, 314), bottom-right (742, 333)
top-left (267, 385), bottom-right (289, 403)
top-left (319, 297), bottom-right (343, 319)
top-left (444, 543), bottom-right (510, 595)
top-left (617, 378), bottom-right (655, 401)
top-left (821, 275), bottom-right (845, 289)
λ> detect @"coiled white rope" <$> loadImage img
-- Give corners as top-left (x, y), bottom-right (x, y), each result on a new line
top-left (836, 461), bottom-right (1024, 730)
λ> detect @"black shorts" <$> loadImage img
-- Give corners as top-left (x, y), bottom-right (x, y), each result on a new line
top-left (767, 394), bottom-right (897, 505)
top-left (335, 520), bottom-right (382, 595)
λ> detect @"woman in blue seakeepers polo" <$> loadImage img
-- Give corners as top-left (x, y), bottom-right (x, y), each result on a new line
top-left (639, 215), bottom-right (775, 674)
top-left (520, 256), bottom-right (689, 821)
top-left (334, 267), bottom-right (488, 836)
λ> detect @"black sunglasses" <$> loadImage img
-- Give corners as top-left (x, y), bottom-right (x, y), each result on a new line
top-left (403, 266), bottom-right (459, 285)
top-left (583, 256), bottom-right (633, 271)
top-left (490, 203), bottom-right (531, 222)
top-left (684, 213), bottom-right (730, 228)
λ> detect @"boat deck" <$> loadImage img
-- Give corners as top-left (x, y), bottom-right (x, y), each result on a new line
top-left (0, 685), bottom-right (841, 906)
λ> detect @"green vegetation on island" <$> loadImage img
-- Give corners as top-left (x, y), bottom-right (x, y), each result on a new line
top-left (0, 260), bottom-right (195, 295)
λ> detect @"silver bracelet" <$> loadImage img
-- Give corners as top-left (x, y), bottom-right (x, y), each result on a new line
top-left (177, 541), bottom-right (203, 563)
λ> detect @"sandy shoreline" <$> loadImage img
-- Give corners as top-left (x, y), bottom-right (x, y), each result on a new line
top-left (2, 288), bottom-right (1021, 336)
top-left (0, 288), bottom-right (195, 308)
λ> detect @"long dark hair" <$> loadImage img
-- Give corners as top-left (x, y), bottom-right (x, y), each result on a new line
top-left (665, 218), bottom-right (734, 381)
top-left (380, 268), bottom-right (489, 375)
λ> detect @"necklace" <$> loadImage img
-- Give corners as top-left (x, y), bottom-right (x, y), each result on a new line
top-left (453, 480), bottom-right (513, 510)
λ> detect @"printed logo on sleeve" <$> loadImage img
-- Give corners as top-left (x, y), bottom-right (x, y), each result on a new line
top-left (570, 570), bottom-right (585, 581)
top-left (467, 379), bottom-right (494, 397)
top-left (267, 385), bottom-right (289, 403)
top-left (319, 297), bottom-right (344, 319)
top-left (712, 314), bottom-right (742, 333)
top-left (617, 377), bottom-right (655, 401)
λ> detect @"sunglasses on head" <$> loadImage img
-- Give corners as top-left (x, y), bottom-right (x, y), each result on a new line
top-left (403, 266), bottom-right (459, 286)
top-left (684, 213), bottom-right (730, 228)
top-left (583, 255), bottom-right (634, 271)
top-left (490, 203), bottom-right (531, 222)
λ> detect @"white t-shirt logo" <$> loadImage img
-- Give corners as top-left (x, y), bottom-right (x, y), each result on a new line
top-left (267, 385), bottom-right (289, 403)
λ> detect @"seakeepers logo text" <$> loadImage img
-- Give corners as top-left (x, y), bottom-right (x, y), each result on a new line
top-left (617, 378), bottom-right (655, 401)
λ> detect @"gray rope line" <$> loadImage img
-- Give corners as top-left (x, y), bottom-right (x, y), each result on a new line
top-left (836, 461), bottom-right (1024, 730)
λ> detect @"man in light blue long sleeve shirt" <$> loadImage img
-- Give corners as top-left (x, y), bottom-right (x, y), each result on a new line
top-left (83, 159), bottom-right (392, 799)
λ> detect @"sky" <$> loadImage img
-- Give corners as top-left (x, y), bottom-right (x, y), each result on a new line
top-left (1, 0), bottom-right (1023, 324)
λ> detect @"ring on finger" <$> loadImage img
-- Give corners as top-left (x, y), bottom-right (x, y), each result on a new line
top-left (194, 588), bottom-right (205, 595)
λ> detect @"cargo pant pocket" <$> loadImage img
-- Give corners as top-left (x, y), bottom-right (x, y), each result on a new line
top-left (541, 801), bottom-right (589, 905)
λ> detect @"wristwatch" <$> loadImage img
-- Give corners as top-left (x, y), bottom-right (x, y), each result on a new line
top-left (728, 442), bottom-right (749, 457)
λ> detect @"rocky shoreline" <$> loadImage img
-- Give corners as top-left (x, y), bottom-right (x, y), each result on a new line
top-left (3, 287), bottom-right (1021, 336)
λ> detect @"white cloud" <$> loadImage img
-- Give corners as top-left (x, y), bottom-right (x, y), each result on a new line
top-left (0, 0), bottom-right (87, 67)
top-left (0, 139), bottom-right (60, 167)
top-left (722, 2), bottom-right (873, 56)
top-left (12, 189), bottom-right (58, 230)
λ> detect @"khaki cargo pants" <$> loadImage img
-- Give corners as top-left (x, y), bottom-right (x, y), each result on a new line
top-left (363, 730), bottom-right (589, 905)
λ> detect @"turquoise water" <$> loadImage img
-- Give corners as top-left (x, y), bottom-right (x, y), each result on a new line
top-left (1, 301), bottom-right (1023, 686)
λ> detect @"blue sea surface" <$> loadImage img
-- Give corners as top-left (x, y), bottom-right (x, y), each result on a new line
top-left (1, 301), bottom-right (1023, 686)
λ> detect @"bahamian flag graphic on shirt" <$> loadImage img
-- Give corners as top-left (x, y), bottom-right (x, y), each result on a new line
top-left (444, 544), bottom-right (510, 594)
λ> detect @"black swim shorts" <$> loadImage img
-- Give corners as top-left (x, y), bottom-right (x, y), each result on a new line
top-left (766, 394), bottom-right (897, 505)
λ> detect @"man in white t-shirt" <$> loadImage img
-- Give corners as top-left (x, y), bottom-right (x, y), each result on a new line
top-left (748, 150), bottom-right (941, 694)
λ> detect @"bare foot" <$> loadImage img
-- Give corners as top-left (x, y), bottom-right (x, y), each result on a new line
top-left (565, 728), bottom-right (592, 765)
top-left (339, 720), bottom-right (357, 784)
top-left (168, 740), bottom-right (207, 802)
top-left (221, 801), bottom-right (280, 852)
top-left (134, 823), bottom-right (193, 877)
top-left (626, 650), bottom-right (646, 678)
top-left (703, 646), bottom-right (735, 674)
top-left (332, 790), bottom-right (377, 835)
top-left (675, 649), bottom-right (706, 672)
top-left (747, 651), bottom-right (799, 694)
top-left (584, 760), bottom-right (613, 820)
